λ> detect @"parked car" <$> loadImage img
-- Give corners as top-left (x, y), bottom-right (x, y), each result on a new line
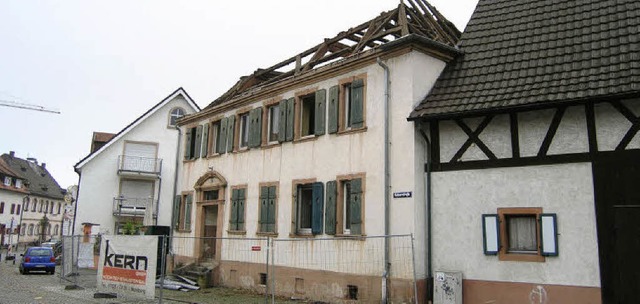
top-left (19, 247), bottom-right (56, 275)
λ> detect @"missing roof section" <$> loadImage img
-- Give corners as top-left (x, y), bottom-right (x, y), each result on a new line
top-left (206, 0), bottom-right (460, 109)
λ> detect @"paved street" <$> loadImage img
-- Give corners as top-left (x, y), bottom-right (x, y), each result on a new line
top-left (0, 249), bottom-right (156, 304)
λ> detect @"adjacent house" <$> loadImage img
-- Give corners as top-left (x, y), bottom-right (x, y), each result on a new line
top-left (409, 0), bottom-right (640, 303)
top-left (1, 151), bottom-right (69, 245)
top-left (73, 88), bottom-right (199, 235)
top-left (174, 1), bottom-right (459, 302)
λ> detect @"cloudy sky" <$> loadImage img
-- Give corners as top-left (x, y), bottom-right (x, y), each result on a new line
top-left (0, 0), bottom-right (479, 188)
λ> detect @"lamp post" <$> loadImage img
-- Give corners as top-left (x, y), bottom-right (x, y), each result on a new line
top-left (16, 195), bottom-right (28, 251)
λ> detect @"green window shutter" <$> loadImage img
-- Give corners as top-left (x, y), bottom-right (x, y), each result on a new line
top-left (328, 85), bottom-right (339, 134)
top-left (173, 195), bottom-right (181, 229)
top-left (226, 115), bottom-right (236, 153)
top-left (230, 189), bottom-right (238, 230)
top-left (184, 128), bottom-right (193, 159)
top-left (278, 99), bottom-right (288, 142)
top-left (314, 89), bottom-right (326, 136)
top-left (194, 125), bottom-right (202, 158)
top-left (311, 182), bottom-right (324, 235)
top-left (185, 194), bottom-right (193, 230)
top-left (259, 186), bottom-right (269, 232)
top-left (349, 178), bottom-right (363, 235)
top-left (267, 186), bottom-right (277, 233)
top-left (325, 181), bottom-right (337, 235)
top-left (237, 188), bottom-right (246, 231)
top-left (249, 107), bottom-right (263, 148)
top-left (202, 123), bottom-right (209, 157)
top-left (350, 79), bottom-right (364, 128)
top-left (218, 118), bottom-right (228, 154)
top-left (285, 97), bottom-right (294, 141)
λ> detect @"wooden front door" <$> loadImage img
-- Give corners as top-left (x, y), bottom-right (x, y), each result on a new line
top-left (593, 150), bottom-right (640, 303)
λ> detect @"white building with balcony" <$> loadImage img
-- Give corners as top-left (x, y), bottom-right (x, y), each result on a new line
top-left (73, 88), bottom-right (199, 235)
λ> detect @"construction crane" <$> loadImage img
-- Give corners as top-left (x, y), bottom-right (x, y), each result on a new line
top-left (0, 99), bottom-right (60, 114)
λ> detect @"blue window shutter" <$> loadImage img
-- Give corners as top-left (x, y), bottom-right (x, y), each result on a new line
top-left (230, 189), bottom-right (238, 230)
top-left (173, 195), bottom-right (181, 229)
top-left (202, 123), bottom-right (209, 157)
top-left (184, 128), bottom-right (193, 159)
top-left (237, 188), bottom-right (246, 231)
top-left (285, 98), bottom-right (295, 142)
top-left (218, 117), bottom-right (228, 155)
top-left (194, 125), bottom-right (203, 158)
top-left (278, 99), bottom-right (288, 142)
top-left (325, 181), bottom-right (337, 235)
top-left (184, 194), bottom-right (193, 230)
top-left (350, 79), bottom-right (364, 128)
top-left (314, 89), bottom-right (326, 136)
top-left (226, 115), bottom-right (235, 153)
top-left (349, 178), bottom-right (362, 235)
top-left (311, 182), bottom-right (324, 235)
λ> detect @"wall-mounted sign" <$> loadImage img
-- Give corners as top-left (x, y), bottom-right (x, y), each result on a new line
top-left (251, 246), bottom-right (261, 251)
top-left (393, 191), bottom-right (412, 198)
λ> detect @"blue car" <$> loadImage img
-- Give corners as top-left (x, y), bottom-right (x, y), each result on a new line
top-left (19, 247), bottom-right (56, 275)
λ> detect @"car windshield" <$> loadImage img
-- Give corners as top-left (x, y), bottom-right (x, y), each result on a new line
top-left (29, 249), bottom-right (52, 256)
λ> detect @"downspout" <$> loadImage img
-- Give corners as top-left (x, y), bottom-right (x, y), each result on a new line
top-left (377, 57), bottom-right (391, 304)
top-left (419, 129), bottom-right (433, 303)
top-left (170, 125), bottom-right (182, 238)
top-left (71, 170), bottom-right (82, 235)
top-left (154, 175), bottom-right (162, 226)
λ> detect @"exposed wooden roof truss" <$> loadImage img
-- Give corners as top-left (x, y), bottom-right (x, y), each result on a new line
top-left (208, 0), bottom-right (460, 108)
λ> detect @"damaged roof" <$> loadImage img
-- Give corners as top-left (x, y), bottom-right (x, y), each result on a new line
top-left (204, 0), bottom-right (460, 110)
top-left (410, 0), bottom-right (640, 120)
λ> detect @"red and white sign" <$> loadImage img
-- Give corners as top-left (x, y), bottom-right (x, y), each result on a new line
top-left (251, 245), bottom-right (261, 251)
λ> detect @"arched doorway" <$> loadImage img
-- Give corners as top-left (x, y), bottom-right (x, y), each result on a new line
top-left (193, 171), bottom-right (227, 263)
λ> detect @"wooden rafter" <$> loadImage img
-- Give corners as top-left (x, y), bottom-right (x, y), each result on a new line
top-left (207, 0), bottom-right (460, 108)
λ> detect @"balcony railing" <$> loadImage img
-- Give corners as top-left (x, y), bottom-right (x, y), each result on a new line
top-left (117, 155), bottom-right (162, 175)
top-left (112, 196), bottom-right (156, 217)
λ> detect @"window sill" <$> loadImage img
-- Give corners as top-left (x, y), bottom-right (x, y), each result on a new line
top-left (334, 234), bottom-right (366, 240)
top-left (176, 229), bottom-right (192, 233)
top-left (337, 126), bottom-right (367, 136)
top-left (182, 158), bottom-right (197, 163)
top-left (288, 233), bottom-right (316, 238)
top-left (206, 154), bottom-right (222, 159)
top-left (256, 232), bottom-right (278, 237)
top-left (293, 135), bottom-right (319, 144)
top-left (261, 142), bottom-right (281, 150)
top-left (227, 230), bottom-right (246, 235)
top-left (498, 252), bottom-right (545, 262)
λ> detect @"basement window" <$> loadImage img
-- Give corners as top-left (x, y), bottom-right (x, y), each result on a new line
top-left (347, 285), bottom-right (358, 300)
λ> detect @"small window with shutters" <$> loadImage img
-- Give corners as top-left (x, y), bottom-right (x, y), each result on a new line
top-left (328, 76), bottom-right (366, 134)
top-left (292, 89), bottom-right (326, 140)
top-left (208, 120), bottom-right (221, 156)
top-left (299, 94), bottom-right (316, 137)
top-left (267, 104), bottom-right (280, 143)
top-left (258, 183), bottom-right (278, 234)
top-left (293, 181), bottom-right (324, 235)
top-left (239, 113), bottom-right (250, 149)
top-left (229, 187), bottom-right (246, 232)
top-left (174, 193), bottom-right (193, 231)
top-left (325, 175), bottom-right (365, 236)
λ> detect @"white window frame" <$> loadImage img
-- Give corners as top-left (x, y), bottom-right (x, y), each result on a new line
top-left (169, 107), bottom-right (186, 127)
top-left (342, 181), bottom-right (352, 235)
top-left (3, 176), bottom-right (11, 186)
top-left (296, 185), bottom-right (314, 235)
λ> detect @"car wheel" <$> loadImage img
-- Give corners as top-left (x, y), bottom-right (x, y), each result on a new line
top-left (49, 269), bottom-right (55, 275)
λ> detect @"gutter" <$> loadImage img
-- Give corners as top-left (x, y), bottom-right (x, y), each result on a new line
top-left (377, 57), bottom-right (391, 304)
top-left (71, 171), bottom-right (81, 235)
top-left (418, 129), bottom-right (433, 302)
top-left (169, 125), bottom-right (182, 238)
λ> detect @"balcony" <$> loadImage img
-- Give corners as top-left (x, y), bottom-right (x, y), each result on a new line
top-left (117, 155), bottom-right (162, 177)
top-left (112, 196), bottom-right (157, 217)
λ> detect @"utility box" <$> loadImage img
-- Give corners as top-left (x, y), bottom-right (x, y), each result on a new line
top-left (434, 271), bottom-right (462, 304)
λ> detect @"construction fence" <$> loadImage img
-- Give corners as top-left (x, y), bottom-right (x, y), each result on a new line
top-left (60, 234), bottom-right (417, 303)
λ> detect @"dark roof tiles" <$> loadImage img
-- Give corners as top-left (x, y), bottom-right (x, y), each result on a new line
top-left (411, 0), bottom-right (640, 119)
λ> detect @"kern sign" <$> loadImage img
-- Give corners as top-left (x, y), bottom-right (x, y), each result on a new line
top-left (97, 235), bottom-right (158, 299)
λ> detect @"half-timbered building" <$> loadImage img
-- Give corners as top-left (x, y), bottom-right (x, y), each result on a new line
top-left (410, 0), bottom-right (640, 303)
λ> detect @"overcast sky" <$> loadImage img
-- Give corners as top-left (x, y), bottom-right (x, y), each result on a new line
top-left (0, 0), bottom-right (479, 188)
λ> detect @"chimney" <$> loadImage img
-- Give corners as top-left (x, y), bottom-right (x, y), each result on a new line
top-left (41, 163), bottom-right (46, 169)
top-left (9, 151), bottom-right (15, 157)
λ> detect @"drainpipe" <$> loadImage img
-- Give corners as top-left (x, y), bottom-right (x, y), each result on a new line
top-left (170, 125), bottom-right (182, 238)
top-left (377, 57), bottom-right (391, 304)
top-left (71, 171), bottom-right (82, 236)
top-left (418, 129), bottom-right (433, 303)
top-left (154, 176), bottom-right (162, 226)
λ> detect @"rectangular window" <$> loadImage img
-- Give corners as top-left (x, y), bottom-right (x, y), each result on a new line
top-left (239, 113), bottom-right (250, 148)
top-left (497, 207), bottom-right (545, 262)
top-left (0, 202), bottom-right (4, 214)
top-left (334, 177), bottom-right (363, 235)
top-left (17, 204), bottom-right (20, 215)
top-left (229, 187), bottom-right (246, 231)
top-left (15, 179), bottom-right (22, 188)
top-left (210, 121), bottom-right (221, 155)
top-left (10, 203), bottom-right (15, 214)
top-left (330, 77), bottom-right (365, 133)
top-left (3, 176), bottom-right (10, 186)
top-left (343, 182), bottom-right (352, 233)
top-left (293, 181), bottom-right (324, 235)
top-left (32, 201), bottom-right (37, 212)
top-left (184, 125), bottom-right (203, 160)
top-left (259, 184), bottom-right (278, 233)
top-left (300, 94), bottom-right (315, 137)
top-left (175, 193), bottom-right (193, 231)
top-left (203, 190), bottom-right (219, 201)
top-left (268, 104), bottom-right (280, 143)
